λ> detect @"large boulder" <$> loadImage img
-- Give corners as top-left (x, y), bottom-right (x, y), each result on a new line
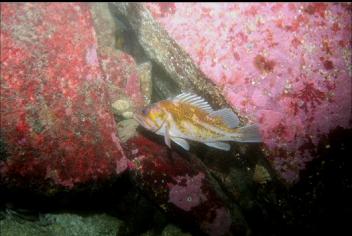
top-left (3, 3), bottom-right (349, 236)
top-left (0, 3), bottom-right (129, 190)
top-left (124, 135), bottom-right (248, 236)
top-left (0, 3), bottom-right (246, 235)
top-left (145, 3), bottom-right (352, 183)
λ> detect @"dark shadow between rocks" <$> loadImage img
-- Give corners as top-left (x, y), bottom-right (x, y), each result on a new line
top-left (0, 172), bottom-right (172, 236)
top-left (108, 3), bottom-right (181, 102)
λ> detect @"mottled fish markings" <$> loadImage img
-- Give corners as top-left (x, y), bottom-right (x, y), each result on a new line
top-left (133, 93), bottom-right (261, 151)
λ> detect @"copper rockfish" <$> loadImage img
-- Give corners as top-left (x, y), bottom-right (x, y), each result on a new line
top-left (133, 93), bottom-right (261, 151)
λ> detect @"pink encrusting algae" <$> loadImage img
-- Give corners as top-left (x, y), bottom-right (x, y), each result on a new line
top-left (168, 173), bottom-right (207, 211)
top-left (146, 3), bottom-right (352, 183)
top-left (125, 135), bottom-right (236, 236)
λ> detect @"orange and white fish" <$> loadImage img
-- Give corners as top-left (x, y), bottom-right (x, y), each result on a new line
top-left (133, 93), bottom-right (261, 151)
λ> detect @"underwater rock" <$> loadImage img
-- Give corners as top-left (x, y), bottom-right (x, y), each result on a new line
top-left (99, 48), bottom-right (146, 113)
top-left (0, 3), bottom-right (129, 190)
top-left (160, 224), bottom-right (192, 236)
top-left (124, 135), bottom-right (249, 236)
top-left (116, 119), bottom-right (139, 142)
top-left (0, 212), bottom-right (123, 236)
top-left (91, 2), bottom-right (146, 113)
top-left (141, 224), bottom-right (193, 236)
top-left (90, 2), bottom-right (119, 51)
top-left (137, 62), bottom-right (153, 105)
top-left (146, 3), bottom-right (352, 184)
top-left (253, 164), bottom-right (272, 185)
top-left (108, 2), bottom-right (229, 110)
top-left (112, 99), bottom-right (133, 118)
top-left (107, 61), bottom-right (152, 119)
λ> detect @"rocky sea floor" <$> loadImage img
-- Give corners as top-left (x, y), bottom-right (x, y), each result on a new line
top-left (1, 3), bottom-right (351, 236)
top-left (1, 126), bottom-right (351, 236)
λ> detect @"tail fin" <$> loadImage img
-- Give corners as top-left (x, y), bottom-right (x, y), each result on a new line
top-left (233, 124), bottom-right (262, 143)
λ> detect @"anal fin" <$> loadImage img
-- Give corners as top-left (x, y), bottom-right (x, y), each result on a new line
top-left (204, 142), bottom-right (231, 151)
top-left (171, 137), bottom-right (190, 151)
top-left (164, 123), bottom-right (171, 148)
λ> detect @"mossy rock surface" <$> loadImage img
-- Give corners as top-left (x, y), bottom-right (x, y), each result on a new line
top-left (0, 213), bottom-right (123, 236)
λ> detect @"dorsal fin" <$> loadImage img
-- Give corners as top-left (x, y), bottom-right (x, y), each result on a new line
top-left (172, 92), bottom-right (213, 113)
top-left (209, 108), bottom-right (239, 128)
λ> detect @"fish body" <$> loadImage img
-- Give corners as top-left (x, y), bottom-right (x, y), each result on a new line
top-left (133, 93), bottom-right (261, 151)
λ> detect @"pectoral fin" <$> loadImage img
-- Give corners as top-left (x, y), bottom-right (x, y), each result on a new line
top-left (205, 142), bottom-right (231, 151)
top-left (171, 137), bottom-right (190, 151)
top-left (164, 124), bottom-right (171, 148)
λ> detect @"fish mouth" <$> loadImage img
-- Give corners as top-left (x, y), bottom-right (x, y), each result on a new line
top-left (133, 113), bottom-right (159, 132)
top-left (133, 113), bottom-right (152, 129)
top-left (132, 113), bottom-right (145, 126)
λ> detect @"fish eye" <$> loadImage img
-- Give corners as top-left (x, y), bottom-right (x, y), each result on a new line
top-left (142, 107), bottom-right (149, 115)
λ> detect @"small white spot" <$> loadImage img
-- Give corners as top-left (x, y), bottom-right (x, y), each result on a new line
top-left (131, 149), bottom-right (139, 155)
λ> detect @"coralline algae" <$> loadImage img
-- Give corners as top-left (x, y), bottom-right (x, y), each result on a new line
top-left (146, 2), bottom-right (352, 183)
